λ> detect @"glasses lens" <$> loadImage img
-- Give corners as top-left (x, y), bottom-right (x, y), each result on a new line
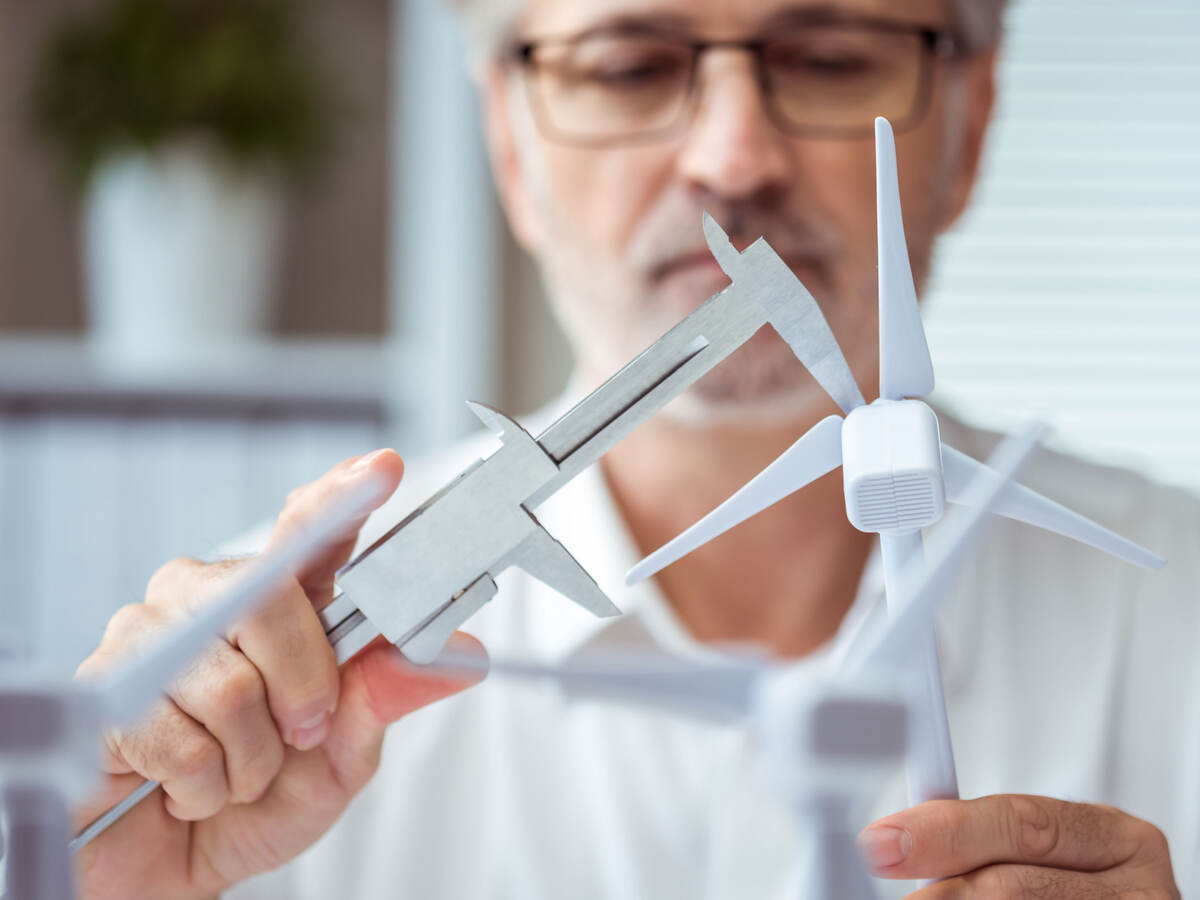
top-left (526, 34), bottom-right (694, 143)
top-left (763, 25), bottom-right (927, 134)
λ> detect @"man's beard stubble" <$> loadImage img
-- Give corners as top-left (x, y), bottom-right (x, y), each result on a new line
top-left (535, 188), bottom-right (882, 428)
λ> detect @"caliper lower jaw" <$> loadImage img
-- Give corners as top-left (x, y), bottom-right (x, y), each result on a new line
top-left (396, 574), bottom-right (499, 665)
top-left (336, 510), bottom-right (619, 666)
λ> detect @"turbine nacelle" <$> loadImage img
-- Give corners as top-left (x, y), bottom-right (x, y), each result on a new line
top-left (0, 680), bottom-right (100, 805)
top-left (756, 670), bottom-right (911, 804)
top-left (842, 399), bottom-right (945, 535)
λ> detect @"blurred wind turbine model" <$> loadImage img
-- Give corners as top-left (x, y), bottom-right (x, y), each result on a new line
top-left (0, 477), bottom-right (384, 900)
top-left (626, 117), bottom-right (1165, 810)
top-left (439, 424), bottom-right (1049, 899)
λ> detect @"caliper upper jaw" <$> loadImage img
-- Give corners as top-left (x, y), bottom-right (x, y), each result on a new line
top-left (466, 401), bottom-right (525, 444)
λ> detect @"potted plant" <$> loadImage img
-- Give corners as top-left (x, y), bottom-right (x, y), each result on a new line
top-left (32, 0), bottom-right (335, 372)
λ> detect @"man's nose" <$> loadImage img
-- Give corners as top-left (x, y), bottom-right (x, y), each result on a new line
top-left (677, 52), bottom-right (792, 205)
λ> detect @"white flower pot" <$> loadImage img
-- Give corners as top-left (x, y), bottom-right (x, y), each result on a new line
top-left (83, 141), bottom-right (284, 374)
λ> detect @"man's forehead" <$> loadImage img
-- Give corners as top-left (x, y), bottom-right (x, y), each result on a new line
top-left (519, 0), bottom-right (951, 37)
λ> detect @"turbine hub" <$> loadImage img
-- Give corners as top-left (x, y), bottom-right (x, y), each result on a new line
top-left (842, 399), bottom-right (945, 534)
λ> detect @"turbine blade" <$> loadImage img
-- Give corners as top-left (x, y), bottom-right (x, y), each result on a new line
top-left (95, 475), bottom-right (388, 728)
top-left (843, 423), bottom-right (1047, 677)
top-left (941, 444), bottom-right (1165, 570)
top-left (437, 646), bottom-right (762, 722)
top-left (626, 415), bottom-right (845, 585)
top-left (876, 117), bottom-right (935, 400)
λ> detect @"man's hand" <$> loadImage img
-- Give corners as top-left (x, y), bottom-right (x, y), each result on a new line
top-left (859, 794), bottom-right (1180, 898)
top-left (74, 449), bottom-right (488, 900)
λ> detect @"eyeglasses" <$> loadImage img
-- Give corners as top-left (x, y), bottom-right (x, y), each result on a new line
top-left (509, 17), bottom-right (961, 147)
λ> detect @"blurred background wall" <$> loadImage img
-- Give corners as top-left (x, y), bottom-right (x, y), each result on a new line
top-left (0, 0), bottom-right (1194, 672)
top-left (922, 0), bottom-right (1200, 485)
top-left (0, 0), bottom-right (390, 336)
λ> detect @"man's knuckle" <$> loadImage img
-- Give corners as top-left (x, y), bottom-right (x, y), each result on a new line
top-left (276, 492), bottom-right (315, 532)
top-left (285, 676), bottom-right (337, 721)
top-left (253, 732), bottom-right (286, 779)
top-left (74, 654), bottom-right (101, 681)
top-left (1133, 820), bottom-right (1170, 858)
top-left (262, 626), bottom-right (336, 703)
top-left (82, 605), bottom-right (167, 682)
top-left (213, 661), bottom-right (268, 717)
top-left (171, 782), bottom-right (229, 821)
top-left (1007, 795), bottom-right (1059, 860)
top-left (234, 738), bottom-right (285, 804)
top-left (145, 557), bottom-right (200, 603)
top-left (1126, 820), bottom-right (1179, 889)
top-left (237, 576), bottom-right (304, 634)
top-left (1077, 805), bottom-right (1159, 866)
top-left (102, 602), bottom-right (155, 644)
top-left (282, 484), bottom-right (309, 511)
top-left (269, 609), bottom-right (312, 656)
top-left (171, 734), bottom-right (223, 780)
top-left (106, 709), bottom-right (161, 770)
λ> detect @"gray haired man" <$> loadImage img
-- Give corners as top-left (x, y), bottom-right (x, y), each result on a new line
top-left (74, 1), bottom-right (1192, 897)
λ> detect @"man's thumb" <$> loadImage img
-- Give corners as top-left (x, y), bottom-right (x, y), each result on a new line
top-left (322, 632), bottom-right (488, 791)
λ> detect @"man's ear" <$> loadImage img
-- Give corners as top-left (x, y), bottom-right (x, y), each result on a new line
top-left (481, 66), bottom-right (544, 252)
top-left (940, 50), bottom-right (998, 231)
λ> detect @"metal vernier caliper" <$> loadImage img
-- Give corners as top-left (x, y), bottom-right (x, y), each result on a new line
top-left (319, 213), bottom-right (866, 666)
top-left (69, 214), bottom-right (866, 850)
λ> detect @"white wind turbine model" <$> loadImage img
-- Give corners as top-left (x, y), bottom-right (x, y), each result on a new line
top-left (0, 478), bottom-right (383, 900)
top-left (439, 424), bottom-right (1048, 900)
top-left (626, 117), bottom-right (1165, 810)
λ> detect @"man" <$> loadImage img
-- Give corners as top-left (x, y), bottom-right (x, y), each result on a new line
top-left (74, 0), bottom-right (1195, 897)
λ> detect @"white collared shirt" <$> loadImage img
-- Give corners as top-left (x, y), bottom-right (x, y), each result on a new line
top-left (230, 406), bottom-right (1200, 899)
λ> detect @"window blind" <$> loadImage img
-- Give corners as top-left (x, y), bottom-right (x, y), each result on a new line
top-left (923, 0), bottom-right (1200, 491)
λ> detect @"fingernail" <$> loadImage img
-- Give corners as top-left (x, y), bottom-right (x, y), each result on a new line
top-left (291, 711), bottom-right (330, 751)
top-left (858, 825), bottom-right (911, 870)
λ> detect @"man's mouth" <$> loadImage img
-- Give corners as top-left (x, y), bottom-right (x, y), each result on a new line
top-left (651, 251), bottom-right (726, 285)
top-left (652, 249), bottom-right (829, 296)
